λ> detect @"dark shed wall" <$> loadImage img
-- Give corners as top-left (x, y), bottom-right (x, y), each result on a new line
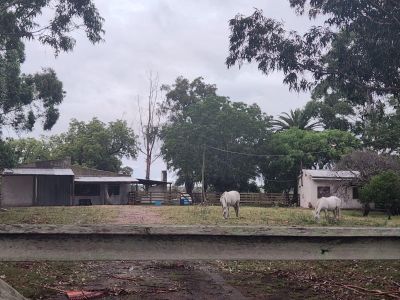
top-left (37, 175), bottom-right (73, 206)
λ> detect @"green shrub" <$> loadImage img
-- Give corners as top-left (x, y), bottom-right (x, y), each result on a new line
top-left (360, 171), bottom-right (400, 215)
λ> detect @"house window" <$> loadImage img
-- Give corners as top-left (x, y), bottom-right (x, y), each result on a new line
top-left (75, 184), bottom-right (100, 196)
top-left (317, 186), bottom-right (330, 198)
top-left (352, 187), bottom-right (359, 199)
top-left (108, 184), bottom-right (120, 196)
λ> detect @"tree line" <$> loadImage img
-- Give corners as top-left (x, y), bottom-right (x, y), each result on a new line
top-left (1, 75), bottom-right (360, 199)
top-left (1, 1), bottom-right (400, 210)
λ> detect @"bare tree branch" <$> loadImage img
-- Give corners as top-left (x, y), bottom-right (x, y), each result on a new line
top-left (136, 71), bottom-right (164, 179)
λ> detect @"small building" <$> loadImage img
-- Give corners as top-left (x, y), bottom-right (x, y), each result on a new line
top-left (131, 171), bottom-right (173, 204)
top-left (71, 165), bottom-right (137, 205)
top-left (298, 169), bottom-right (361, 209)
top-left (0, 158), bottom-right (137, 207)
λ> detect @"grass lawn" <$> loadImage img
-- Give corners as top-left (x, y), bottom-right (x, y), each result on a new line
top-left (0, 205), bottom-right (399, 226)
top-left (161, 205), bottom-right (400, 227)
top-left (0, 206), bottom-right (119, 224)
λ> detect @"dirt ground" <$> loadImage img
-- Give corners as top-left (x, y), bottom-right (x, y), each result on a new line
top-left (1, 260), bottom-right (400, 300)
top-left (3, 261), bottom-right (248, 300)
top-left (112, 206), bottom-right (163, 224)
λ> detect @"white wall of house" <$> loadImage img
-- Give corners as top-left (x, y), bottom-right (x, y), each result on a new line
top-left (299, 172), bottom-right (363, 209)
top-left (1, 176), bottom-right (33, 207)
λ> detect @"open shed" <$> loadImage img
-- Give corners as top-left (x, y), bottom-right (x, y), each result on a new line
top-left (1, 168), bottom-right (74, 207)
top-left (1, 159), bottom-right (138, 207)
top-left (74, 176), bottom-right (137, 205)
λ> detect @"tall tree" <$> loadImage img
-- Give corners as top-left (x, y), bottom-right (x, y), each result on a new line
top-left (161, 78), bottom-right (271, 193)
top-left (159, 76), bottom-right (219, 193)
top-left (0, 1), bottom-right (104, 135)
top-left (137, 73), bottom-right (162, 180)
top-left (51, 118), bottom-right (138, 172)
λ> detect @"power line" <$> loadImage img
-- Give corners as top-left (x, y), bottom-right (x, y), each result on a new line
top-left (207, 145), bottom-right (329, 158)
top-left (210, 154), bottom-right (296, 183)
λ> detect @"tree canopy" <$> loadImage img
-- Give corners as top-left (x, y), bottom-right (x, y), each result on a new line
top-left (8, 118), bottom-right (138, 172)
top-left (161, 77), bottom-right (271, 193)
top-left (161, 76), bottom-right (217, 122)
top-left (227, 1), bottom-right (400, 97)
top-left (260, 128), bottom-right (359, 199)
top-left (360, 171), bottom-right (400, 216)
top-left (0, 0), bottom-right (104, 135)
top-left (50, 118), bottom-right (137, 172)
top-left (227, 2), bottom-right (400, 153)
top-left (8, 137), bottom-right (51, 165)
top-left (272, 108), bottom-right (320, 131)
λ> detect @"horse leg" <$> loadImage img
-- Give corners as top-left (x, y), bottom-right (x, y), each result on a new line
top-left (314, 208), bottom-right (320, 221)
top-left (234, 203), bottom-right (239, 218)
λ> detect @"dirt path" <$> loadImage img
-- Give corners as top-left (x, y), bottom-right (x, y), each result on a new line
top-left (48, 261), bottom-right (248, 300)
top-left (112, 206), bottom-right (164, 224)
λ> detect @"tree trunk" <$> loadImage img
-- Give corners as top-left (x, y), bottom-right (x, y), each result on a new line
top-left (185, 179), bottom-right (194, 196)
top-left (145, 152), bottom-right (151, 180)
top-left (362, 203), bottom-right (370, 216)
top-left (292, 180), bottom-right (299, 206)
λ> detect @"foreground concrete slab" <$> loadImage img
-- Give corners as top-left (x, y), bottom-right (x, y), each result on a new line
top-left (0, 279), bottom-right (27, 300)
top-left (0, 225), bottom-right (399, 261)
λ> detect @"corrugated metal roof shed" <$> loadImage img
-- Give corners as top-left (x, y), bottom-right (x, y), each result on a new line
top-left (74, 176), bottom-right (138, 183)
top-left (2, 168), bottom-right (74, 176)
top-left (136, 178), bottom-right (172, 185)
top-left (304, 169), bottom-right (359, 180)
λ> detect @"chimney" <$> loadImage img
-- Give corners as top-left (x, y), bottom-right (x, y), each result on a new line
top-left (162, 170), bottom-right (167, 182)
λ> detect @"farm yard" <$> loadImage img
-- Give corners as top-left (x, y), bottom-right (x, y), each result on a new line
top-left (0, 205), bottom-right (399, 227)
top-left (2, 0), bottom-right (400, 299)
top-left (0, 206), bottom-right (400, 298)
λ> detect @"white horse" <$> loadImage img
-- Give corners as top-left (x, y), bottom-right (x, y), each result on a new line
top-left (220, 191), bottom-right (240, 219)
top-left (314, 196), bottom-right (342, 221)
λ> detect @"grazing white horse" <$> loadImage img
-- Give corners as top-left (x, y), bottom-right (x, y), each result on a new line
top-left (314, 196), bottom-right (342, 221)
top-left (220, 191), bottom-right (240, 219)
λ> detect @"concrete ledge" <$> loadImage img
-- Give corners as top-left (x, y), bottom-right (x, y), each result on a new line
top-left (0, 225), bottom-right (399, 261)
top-left (0, 279), bottom-right (27, 300)
top-left (0, 224), bottom-right (399, 236)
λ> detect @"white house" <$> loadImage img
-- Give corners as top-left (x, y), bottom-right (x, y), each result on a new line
top-left (298, 169), bottom-right (362, 209)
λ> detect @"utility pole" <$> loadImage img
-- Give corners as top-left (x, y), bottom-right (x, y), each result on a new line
top-left (201, 145), bottom-right (206, 204)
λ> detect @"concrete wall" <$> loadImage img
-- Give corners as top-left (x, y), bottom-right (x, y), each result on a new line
top-left (299, 173), bottom-right (363, 209)
top-left (1, 176), bottom-right (33, 207)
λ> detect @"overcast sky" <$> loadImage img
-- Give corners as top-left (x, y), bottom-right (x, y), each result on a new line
top-left (18, 0), bottom-right (313, 181)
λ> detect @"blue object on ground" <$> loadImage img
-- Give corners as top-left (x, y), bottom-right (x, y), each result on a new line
top-left (154, 200), bottom-right (162, 206)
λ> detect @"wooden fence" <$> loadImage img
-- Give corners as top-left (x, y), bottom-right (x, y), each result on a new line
top-left (128, 191), bottom-right (290, 206)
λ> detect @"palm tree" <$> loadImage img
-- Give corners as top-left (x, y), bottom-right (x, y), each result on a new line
top-left (272, 108), bottom-right (321, 131)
